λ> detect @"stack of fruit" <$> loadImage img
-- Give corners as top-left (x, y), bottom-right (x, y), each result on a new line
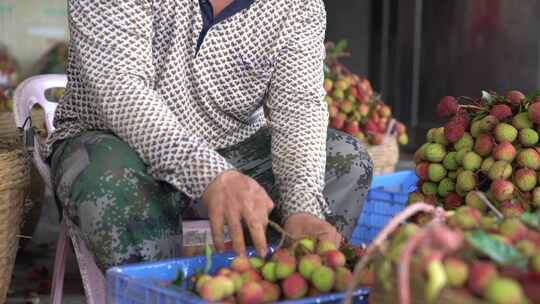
top-left (324, 40), bottom-right (408, 146)
top-left (189, 239), bottom-right (370, 303)
top-left (370, 206), bottom-right (540, 304)
top-left (408, 90), bottom-right (540, 217)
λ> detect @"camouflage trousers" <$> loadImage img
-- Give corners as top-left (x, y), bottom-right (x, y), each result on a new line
top-left (50, 129), bottom-right (373, 271)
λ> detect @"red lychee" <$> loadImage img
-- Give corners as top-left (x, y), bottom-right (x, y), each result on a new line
top-left (467, 261), bottom-right (498, 295)
top-left (444, 192), bottom-right (463, 210)
top-left (415, 162), bottom-right (430, 181)
top-left (330, 113), bottom-right (346, 130)
top-left (281, 273), bottom-right (308, 300)
top-left (529, 102), bottom-right (540, 123)
top-left (231, 256), bottom-right (252, 273)
top-left (490, 104), bottom-right (513, 121)
top-left (490, 179), bottom-right (515, 202)
top-left (500, 201), bottom-right (525, 218)
top-left (473, 133), bottom-right (494, 157)
top-left (493, 142), bottom-right (517, 162)
top-left (260, 281), bottom-right (280, 303)
top-left (237, 281), bottom-right (264, 304)
top-left (437, 96), bottom-right (459, 118)
top-left (506, 90), bottom-right (526, 106)
top-left (444, 120), bottom-right (465, 143)
top-left (324, 250), bottom-right (346, 269)
top-left (343, 120), bottom-right (360, 136)
top-left (335, 267), bottom-right (354, 292)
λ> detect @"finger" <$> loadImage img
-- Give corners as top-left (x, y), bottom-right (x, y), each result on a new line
top-left (208, 207), bottom-right (226, 253)
top-left (255, 190), bottom-right (274, 213)
top-left (243, 208), bottom-right (268, 257)
top-left (226, 210), bottom-right (246, 257)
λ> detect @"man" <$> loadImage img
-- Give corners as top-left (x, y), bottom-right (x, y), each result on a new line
top-left (45, 0), bottom-right (373, 271)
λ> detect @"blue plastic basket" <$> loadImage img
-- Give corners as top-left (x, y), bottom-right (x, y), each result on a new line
top-left (107, 248), bottom-right (369, 304)
top-left (351, 170), bottom-right (418, 245)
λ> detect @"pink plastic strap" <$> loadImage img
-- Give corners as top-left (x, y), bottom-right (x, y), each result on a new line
top-left (50, 219), bottom-right (69, 304)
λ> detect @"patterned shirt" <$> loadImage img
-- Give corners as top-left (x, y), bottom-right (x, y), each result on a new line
top-left (45, 0), bottom-right (329, 220)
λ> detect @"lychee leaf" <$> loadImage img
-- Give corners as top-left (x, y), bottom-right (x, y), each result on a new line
top-left (526, 90), bottom-right (540, 100)
top-left (481, 90), bottom-right (496, 105)
top-left (203, 243), bottom-right (212, 274)
top-left (465, 230), bottom-right (528, 271)
top-left (521, 211), bottom-right (540, 228)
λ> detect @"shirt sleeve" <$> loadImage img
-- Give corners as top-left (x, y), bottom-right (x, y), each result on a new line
top-left (67, 0), bottom-right (234, 198)
top-left (264, 0), bottom-right (329, 221)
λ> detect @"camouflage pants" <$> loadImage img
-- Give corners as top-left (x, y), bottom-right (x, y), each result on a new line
top-left (50, 129), bottom-right (373, 271)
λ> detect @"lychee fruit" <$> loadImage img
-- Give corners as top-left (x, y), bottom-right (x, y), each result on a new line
top-left (454, 110), bottom-right (471, 129)
top-left (428, 163), bottom-right (447, 182)
top-left (365, 119), bottom-right (378, 134)
top-left (444, 192), bottom-right (463, 210)
top-left (533, 187), bottom-right (540, 207)
top-left (515, 239), bottom-right (537, 257)
top-left (470, 120), bottom-right (482, 138)
top-left (422, 182), bottom-right (438, 196)
top-left (332, 89), bottom-right (344, 101)
top-left (260, 281), bottom-right (280, 303)
top-left (462, 151), bottom-right (482, 171)
top-left (517, 148), bottom-right (540, 170)
top-left (451, 206), bottom-right (481, 230)
top-left (323, 79), bottom-right (333, 93)
top-left (261, 262), bottom-right (277, 283)
top-left (228, 272), bottom-right (244, 292)
top-left (436, 96), bottom-right (459, 118)
top-left (465, 191), bottom-right (486, 212)
top-left (296, 238), bottom-right (315, 255)
top-left (444, 257), bottom-right (469, 287)
top-left (444, 120), bottom-right (466, 143)
top-left (438, 178), bottom-right (455, 198)
top-left (506, 90), bottom-right (526, 106)
top-left (316, 240), bottom-right (337, 256)
top-left (241, 269), bottom-right (262, 284)
top-left (217, 268), bottom-right (232, 277)
top-left (455, 148), bottom-right (470, 165)
top-left (480, 216), bottom-right (499, 231)
top-left (424, 143), bottom-right (447, 163)
top-left (520, 128), bottom-right (539, 147)
top-left (415, 162), bottom-right (429, 181)
top-left (200, 276), bottom-right (235, 302)
top-left (493, 142), bottom-right (517, 162)
top-left (490, 104), bottom-right (513, 121)
top-left (237, 281), bottom-right (264, 304)
top-left (457, 170), bottom-right (476, 192)
top-left (448, 171), bottom-right (458, 180)
top-left (490, 179), bottom-right (515, 202)
top-left (512, 112), bottom-right (533, 129)
top-left (249, 257), bottom-right (264, 270)
top-left (407, 192), bottom-right (425, 205)
top-left (274, 251), bottom-right (296, 280)
top-left (231, 256), bottom-right (252, 273)
top-left (484, 278), bottom-right (524, 304)
top-left (480, 157), bottom-right (495, 175)
top-left (494, 123), bottom-right (518, 143)
top-left (488, 160), bottom-right (513, 180)
top-left (473, 133), bottom-right (494, 157)
top-left (500, 218), bottom-right (528, 242)
top-left (281, 273), bottom-right (308, 300)
top-left (343, 120), bottom-right (360, 136)
top-left (453, 132), bottom-right (474, 151)
top-left (398, 133), bottom-right (409, 145)
top-left (500, 201), bottom-right (525, 218)
top-left (514, 168), bottom-right (537, 192)
top-left (330, 114), bottom-right (346, 130)
top-left (324, 250), bottom-right (346, 269)
top-left (195, 274), bottom-right (212, 294)
top-left (528, 102), bottom-right (540, 123)
top-left (532, 251), bottom-right (540, 273)
top-left (311, 266), bottom-right (335, 293)
top-left (443, 152), bottom-right (458, 170)
top-left (298, 254), bottom-right (322, 279)
top-left (369, 132), bottom-right (385, 145)
top-left (433, 127), bottom-right (448, 145)
top-left (467, 261), bottom-right (498, 295)
top-left (334, 267), bottom-right (354, 292)
top-left (479, 115), bottom-right (499, 132)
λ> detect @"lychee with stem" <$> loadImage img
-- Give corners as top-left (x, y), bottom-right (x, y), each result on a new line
top-left (281, 273), bottom-right (308, 300)
top-left (514, 168), bottom-right (537, 192)
top-left (490, 104), bottom-right (513, 121)
top-left (334, 267), bottom-right (354, 292)
top-left (311, 266), bottom-right (335, 293)
top-left (428, 163), bottom-right (447, 182)
top-left (261, 262), bottom-right (277, 283)
top-left (488, 160), bottom-right (513, 180)
top-left (438, 178), bottom-right (455, 198)
top-left (467, 261), bottom-right (498, 295)
top-left (443, 152), bottom-right (458, 170)
top-left (453, 132), bottom-right (474, 151)
top-left (465, 191), bottom-right (487, 212)
top-left (490, 179), bottom-right (515, 202)
top-left (473, 133), bottom-right (494, 157)
top-left (494, 123), bottom-right (518, 143)
top-left (462, 151), bottom-right (482, 171)
top-left (298, 254), bottom-right (322, 280)
top-left (443, 257), bottom-right (469, 287)
top-left (424, 143), bottom-right (447, 163)
top-left (519, 128), bottom-right (539, 147)
top-left (260, 281), bottom-right (280, 303)
top-left (457, 170), bottom-right (476, 192)
top-left (484, 278), bottom-right (524, 304)
top-left (512, 112), bottom-right (533, 129)
top-left (517, 148), bottom-right (540, 170)
top-left (324, 250), bottom-right (346, 268)
top-left (237, 281), bottom-right (264, 304)
top-left (493, 142), bottom-right (517, 162)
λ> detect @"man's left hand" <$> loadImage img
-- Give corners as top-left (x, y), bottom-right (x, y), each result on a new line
top-left (283, 213), bottom-right (342, 247)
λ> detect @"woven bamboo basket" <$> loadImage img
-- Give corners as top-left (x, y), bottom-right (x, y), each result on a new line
top-left (0, 111), bottom-right (46, 140)
top-left (0, 140), bottom-right (30, 303)
top-left (366, 136), bottom-right (399, 176)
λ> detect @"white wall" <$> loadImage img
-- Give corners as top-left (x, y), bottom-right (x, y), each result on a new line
top-left (0, 0), bottom-right (68, 77)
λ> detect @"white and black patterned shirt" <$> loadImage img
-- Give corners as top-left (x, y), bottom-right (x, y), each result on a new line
top-left (45, 0), bottom-right (329, 220)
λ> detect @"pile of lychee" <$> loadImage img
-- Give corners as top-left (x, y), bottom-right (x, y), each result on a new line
top-left (324, 41), bottom-right (408, 146)
top-left (408, 90), bottom-right (540, 218)
top-left (191, 239), bottom-right (369, 303)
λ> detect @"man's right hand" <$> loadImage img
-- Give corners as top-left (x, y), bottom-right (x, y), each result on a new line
top-left (202, 170), bottom-right (274, 257)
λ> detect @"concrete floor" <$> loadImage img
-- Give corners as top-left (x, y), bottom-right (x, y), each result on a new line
top-left (7, 156), bottom-right (415, 303)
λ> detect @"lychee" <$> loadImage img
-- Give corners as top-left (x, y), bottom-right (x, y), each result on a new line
top-left (528, 102), bottom-right (540, 123)
top-left (500, 218), bottom-right (528, 242)
top-left (324, 250), bottom-right (346, 269)
top-left (512, 112), bottom-right (533, 129)
top-left (453, 132), bottom-right (474, 151)
top-left (358, 104), bottom-right (370, 117)
top-left (532, 251), bottom-right (540, 273)
top-left (443, 152), bottom-right (458, 170)
top-left (444, 120), bottom-right (466, 143)
top-left (479, 115), bottom-right (499, 132)
top-left (473, 133), bottom-right (494, 157)
top-left (424, 143), bottom-right (447, 162)
top-left (465, 191), bottom-right (486, 212)
top-left (462, 151), bottom-right (482, 171)
top-left (296, 238), bottom-right (315, 255)
top-left (457, 170), bottom-right (476, 192)
top-left (231, 256), bottom-right (252, 273)
top-left (494, 123), bottom-right (518, 143)
top-left (281, 273), bottom-right (308, 300)
top-left (261, 262), bottom-right (277, 283)
top-left (467, 261), bottom-right (498, 295)
top-left (444, 192), bottom-right (463, 210)
top-left (316, 240), bottom-right (337, 256)
top-left (332, 89), bottom-right (344, 101)
top-left (274, 251), bottom-right (296, 280)
top-left (443, 257), bottom-right (469, 287)
top-left (436, 96), bottom-right (458, 118)
top-left (217, 268), bottom-right (232, 277)
top-left (241, 269), bottom-right (262, 284)
top-left (311, 266), bottom-right (335, 293)
top-left (490, 104), bottom-right (513, 121)
top-left (506, 90), bottom-right (526, 106)
top-left (249, 257), bottom-right (264, 270)
top-left (455, 148), bottom-right (470, 165)
top-left (533, 187), bottom-right (540, 207)
top-left (228, 272), bottom-right (244, 292)
top-left (514, 168), bottom-right (537, 192)
top-left (520, 128), bottom-right (539, 147)
top-left (516, 239), bottom-right (537, 257)
top-left (370, 132), bottom-right (385, 145)
top-left (448, 171), bottom-right (458, 180)
top-left (493, 142), bottom-right (517, 162)
top-left (484, 278), bottom-right (524, 304)
top-left (480, 216), bottom-right (499, 231)
top-left (260, 281), bottom-right (280, 303)
top-left (480, 157), bottom-right (495, 175)
top-left (451, 206), bottom-right (481, 230)
top-left (407, 192), bottom-right (425, 205)
top-left (237, 281), bottom-right (264, 304)
top-left (330, 114), bottom-right (346, 130)
top-left (422, 182), bottom-right (438, 196)
top-left (428, 163), bottom-right (447, 182)
top-left (500, 201), bottom-right (525, 218)
top-left (298, 254), bottom-right (322, 279)
top-left (454, 110), bottom-right (471, 129)
top-left (334, 267), bottom-right (353, 292)
top-left (415, 162), bottom-right (429, 181)
top-left (195, 274), bottom-right (212, 294)
top-left (323, 79), bottom-right (333, 93)
top-left (517, 148), bottom-right (540, 170)
top-left (200, 276), bottom-right (235, 302)
top-left (398, 133), bottom-right (409, 145)
top-left (490, 179), bottom-right (515, 202)
top-left (488, 160), bottom-right (513, 180)
top-left (438, 178), bottom-right (455, 198)
top-left (433, 127), bottom-right (448, 145)
top-left (343, 120), bottom-right (360, 136)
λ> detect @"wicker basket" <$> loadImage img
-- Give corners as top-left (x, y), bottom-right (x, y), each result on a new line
top-left (0, 141), bottom-right (30, 303)
top-left (0, 111), bottom-right (46, 140)
top-left (366, 137), bottom-right (399, 176)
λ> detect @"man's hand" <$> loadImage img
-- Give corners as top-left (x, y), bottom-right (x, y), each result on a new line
top-left (284, 213), bottom-right (342, 247)
top-left (202, 170), bottom-right (274, 257)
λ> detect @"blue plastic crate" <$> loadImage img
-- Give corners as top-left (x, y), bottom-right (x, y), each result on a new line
top-left (351, 170), bottom-right (418, 245)
top-left (107, 248), bottom-right (369, 304)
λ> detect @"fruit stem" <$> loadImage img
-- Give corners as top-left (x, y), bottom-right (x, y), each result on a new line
top-left (458, 104), bottom-right (487, 111)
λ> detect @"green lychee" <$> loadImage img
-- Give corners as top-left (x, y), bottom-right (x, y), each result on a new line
top-left (494, 123), bottom-right (518, 143)
top-left (422, 182), bottom-right (438, 196)
top-left (433, 127), bottom-right (449, 145)
top-left (532, 251), bottom-right (540, 273)
top-left (457, 170), bottom-right (476, 192)
top-left (438, 178), bottom-right (455, 197)
top-left (533, 187), bottom-right (540, 207)
top-left (261, 262), bottom-right (277, 283)
top-left (428, 163), bottom-right (447, 182)
top-left (488, 160), bottom-right (513, 180)
top-left (407, 192), bottom-right (425, 205)
top-left (274, 252), bottom-right (296, 280)
top-left (462, 151), bottom-right (482, 171)
top-left (516, 239), bottom-right (537, 257)
top-left (311, 266), bottom-right (335, 293)
top-left (465, 191), bottom-right (487, 212)
top-left (200, 276), bottom-right (235, 302)
top-left (424, 143), bottom-right (447, 162)
top-left (249, 257), bottom-right (264, 270)
top-left (480, 157), bottom-right (495, 175)
top-left (479, 115), bottom-right (499, 132)
top-left (455, 148), bottom-right (471, 165)
top-left (480, 216), bottom-right (499, 231)
top-left (448, 171), bottom-right (457, 180)
top-left (298, 254), bottom-right (322, 280)
top-left (470, 120), bottom-right (482, 138)
top-left (231, 256), bottom-right (252, 273)
top-left (316, 240), bottom-right (337, 256)
top-left (453, 132), bottom-right (474, 151)
top-left (500, 218), bottom-right (528, 242)
top-left (241, 269), bottom-right (262, 284)
top-left (443, 152), bottom-right (458, 170)
top-left (512, 112), bottom-right (533, 129)
top-left (452, 206), bottom-right (481, 230)
top-left (514, 168), bottom-right (537, 192)
top-left (195, 274), bottom-right (212, 294)
top-left (483, 278), bottom-right (524, 304)
top-left (296, 238), bottom-right (315, 255)
top-left (519, 128), bottom-right (539, 147)
top-left (443, 257), bottom-right (469, 287)
top-left (334, 267), bottom-right (354, 292)
top-left (517, 148), bottom-right (540, 170)
top-left (426, 128), bottom-right (436, 142)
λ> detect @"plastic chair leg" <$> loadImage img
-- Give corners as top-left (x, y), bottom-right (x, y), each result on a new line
top-left (50, 219), bottom-right (69, 304)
